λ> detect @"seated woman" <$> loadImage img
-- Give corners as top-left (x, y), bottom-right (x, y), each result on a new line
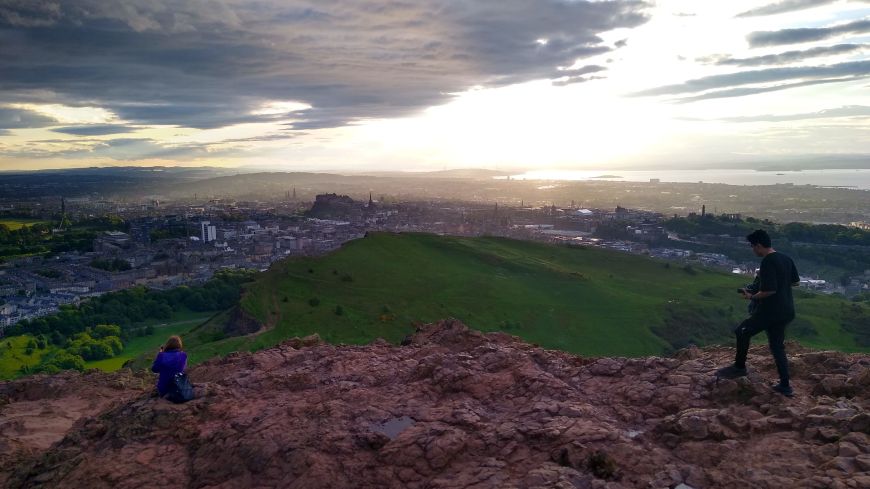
top-left (150, 335), bottom-right (187, 397)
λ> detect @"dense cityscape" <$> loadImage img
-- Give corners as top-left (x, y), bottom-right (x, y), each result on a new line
top-left (2, 186), bottom-right (864, 330)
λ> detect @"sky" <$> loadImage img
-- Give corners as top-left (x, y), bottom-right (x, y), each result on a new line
top-left (0, 0), bottom-right (869, 172)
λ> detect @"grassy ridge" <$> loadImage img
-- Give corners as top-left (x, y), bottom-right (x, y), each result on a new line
top-left (179, 233), bottom-right (869, 362)
top-left (84, 311), bottom-right (216, 371)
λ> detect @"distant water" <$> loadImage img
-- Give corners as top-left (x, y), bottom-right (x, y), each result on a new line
top-left (499, 169), bottom-right (870, 190)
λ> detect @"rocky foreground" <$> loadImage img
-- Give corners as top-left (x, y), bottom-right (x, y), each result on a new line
top-left (1, 319), bottom-right (869, 489)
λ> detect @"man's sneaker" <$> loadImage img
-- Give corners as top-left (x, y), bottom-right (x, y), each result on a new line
top-left (715, 365), bottom-right (748, 379)
top-left (771, 383), bottom-right (794, 397)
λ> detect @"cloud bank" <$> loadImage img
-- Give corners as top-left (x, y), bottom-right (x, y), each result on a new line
top-left (748, 19), bottom-right (870, 47)
top-left (635, 60), bottom-right (870, 100)
top-left (737, 0), bottom-right (844, 18)
top-left (0, 0), bottom-right (649, 132)
top-left (703, 44), bottom-right (866, 67)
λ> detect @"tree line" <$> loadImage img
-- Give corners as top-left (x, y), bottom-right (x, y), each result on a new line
top-left (5, 269), bottom-right (255, 342)
top-left (664, 214), bottom-right (870, 246)
top-left (664, 215), bottom-right (870, 280)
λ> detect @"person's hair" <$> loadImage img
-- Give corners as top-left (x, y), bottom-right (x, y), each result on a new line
top-left (164, 335), bottom-right (183, 351)
top-left (746, 229), bottom-right (772, 248)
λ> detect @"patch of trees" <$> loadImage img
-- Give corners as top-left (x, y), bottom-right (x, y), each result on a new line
top-left (149, 226), bottom-right (188, 242)
top-left (22, 335), bottom-right (47, 355)
top-left (664, 214), bottom-right (758, 238)
top-left (89, 258), bottom-right (132, 272)
top-left (664, 215), bottom-right (870, 282)
top-left (22, 351), bottom-right (85, 374)
top-left (779, 222), bottom-right (870, 246)
top-left (791, 245), bottom-right (870, 274)
top-left (66, 324), bottom-right (124, 361)
top-left (19, 324), bottom-right (123, 375)
top-left (35, 269), bottom-right (63, 278)
top-left (665, 215), bottom-right (870, 247)
top-left (0, 215), bottom-right (128, 259)
top-left (76, 215), bottom-right (128, 231)
top-left (5, 269), bottom-right (255, 344)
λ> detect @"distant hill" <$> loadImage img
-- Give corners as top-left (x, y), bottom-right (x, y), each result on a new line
top-left (162, 171), bottom-right (374, 200)
top-left (359, 168), bottom-right (516, 179)
top-left (160, 169), bottom-right (516, 200)
top-left (168, 233), bottom-right (868, 366)
top-left (0, 166), bottom-right (246, 199)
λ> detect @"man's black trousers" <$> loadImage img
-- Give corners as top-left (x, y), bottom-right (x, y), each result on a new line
top-left (734, 315), bottom-right (792, 386)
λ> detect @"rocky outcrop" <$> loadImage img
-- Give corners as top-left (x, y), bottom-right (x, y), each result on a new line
top-left (224, 305), bottom-right (264, 336)
top-left (0, 369), bottom-right (151, 486)
top-left (306, 193), bottom-right (358, 219)
top-left (3, 319), bottom-right (869, 488)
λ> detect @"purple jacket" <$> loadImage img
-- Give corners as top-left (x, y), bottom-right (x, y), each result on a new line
top-left (151, 350), bottom-right (187, 396)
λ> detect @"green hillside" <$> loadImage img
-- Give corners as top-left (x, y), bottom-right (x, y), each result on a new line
top-left (176, 232), bottom-right (869, 364)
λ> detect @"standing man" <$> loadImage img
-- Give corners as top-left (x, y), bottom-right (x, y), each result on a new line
top-left (717, 229), bottom-right (800, 397)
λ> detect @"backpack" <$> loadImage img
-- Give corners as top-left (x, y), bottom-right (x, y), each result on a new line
top-left (165, 372), bottom-right (195, 404)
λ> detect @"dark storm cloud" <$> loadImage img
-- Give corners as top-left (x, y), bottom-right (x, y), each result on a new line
top-left (748, 19), bottom-right (870, 47)
top-left (52, 124), bottom-right (137, 135)
top-left (737, 0), bottom-right (842, 17)
top-left (702, 44), bottom-right (866, 67)
top-left (720, 105), bottom-right (870, 122)
top-left (0, 0), bottom-right (649, 131)
top-left (635, 60), bottom-right (870, 97)
top-left (0, 106), bottom-right (57, 129)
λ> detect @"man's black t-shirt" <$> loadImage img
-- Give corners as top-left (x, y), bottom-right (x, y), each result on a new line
top-left (756, 251), bottom-right (800, 321)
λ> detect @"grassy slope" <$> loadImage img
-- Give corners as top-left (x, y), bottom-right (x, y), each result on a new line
top-left (179, 233), bottom-right (868, 362)
top-left (0, 309), bottom-right (216, 379)
top-left (0, 336), bottom-right (53, 378)
top-left (84, 310), bottom-right (216, 371)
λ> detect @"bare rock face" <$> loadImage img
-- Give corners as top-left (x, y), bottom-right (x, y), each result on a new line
top-left (2, 318), bottom-right (869, 488)
top-left (0, 369), bottom-right (151, 487)
top-left (223, 305), bottom-right (264, 336)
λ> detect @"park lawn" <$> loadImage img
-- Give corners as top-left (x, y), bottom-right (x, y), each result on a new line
top-left (85, 310), bottom-right (216, 372)
top-left (0, 219), bottom-right (49, 231)
top-left (0, 335), bottom-right (55, 379)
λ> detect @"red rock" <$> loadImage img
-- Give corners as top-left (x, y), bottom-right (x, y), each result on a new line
top-left (855, 453), bottom-right (870, 471)
top-left (838, 441), bottom-right (861, 458)
top-left (0, 319), bottom-right (867, 488)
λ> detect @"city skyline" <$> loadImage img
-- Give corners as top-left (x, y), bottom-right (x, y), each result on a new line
top-left (1, 0), bottom-right (869, 171)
